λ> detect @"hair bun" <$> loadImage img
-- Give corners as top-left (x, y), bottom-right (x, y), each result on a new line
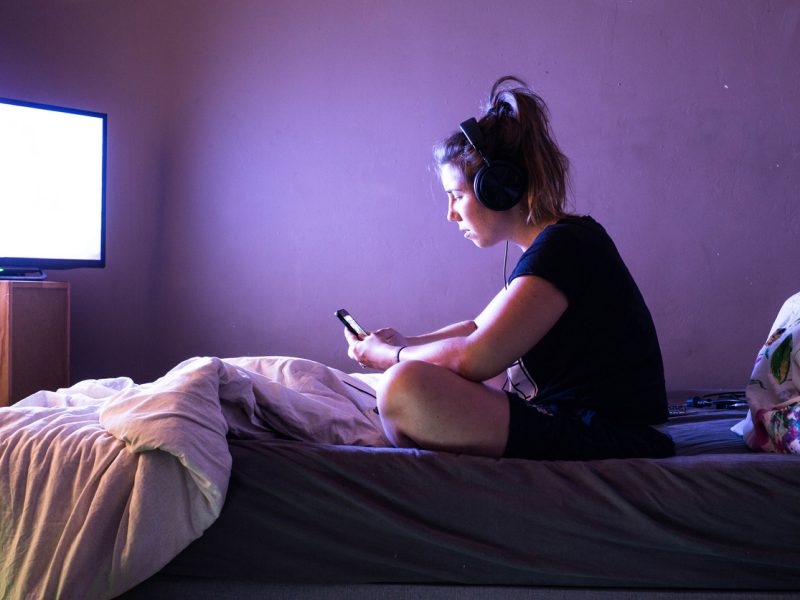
top-left (487, 76), bottom-right (527, 119)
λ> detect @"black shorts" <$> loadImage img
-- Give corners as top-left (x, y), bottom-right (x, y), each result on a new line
top-left (503, 392), bottom-right (675, 460)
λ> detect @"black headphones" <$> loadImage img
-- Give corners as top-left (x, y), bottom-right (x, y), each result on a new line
top-left (459, 117), bottom-right (526, 211)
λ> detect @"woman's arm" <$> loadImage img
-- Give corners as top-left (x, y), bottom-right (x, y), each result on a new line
top-left (406, 320), bottom-right (477, 345)
top-left (348, 275), bottom-right (567, 380)
top-left (346, 320), bottom-right (476, 369)
top-left (352, 320), bottom-right (476, 357)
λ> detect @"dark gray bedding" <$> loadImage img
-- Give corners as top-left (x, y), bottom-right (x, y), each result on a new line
top-left (131, 407), bottom-right (800, 591)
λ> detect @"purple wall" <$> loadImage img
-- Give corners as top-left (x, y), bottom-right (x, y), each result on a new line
top-left (1, 0), bottom-right (797, 392)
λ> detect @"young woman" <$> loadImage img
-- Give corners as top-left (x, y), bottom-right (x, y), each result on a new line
top-left (345, 76), bottom-right (673, 460)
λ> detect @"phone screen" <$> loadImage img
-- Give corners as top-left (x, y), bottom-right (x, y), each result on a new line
top-left (336, 309), bottom-right (368, 338)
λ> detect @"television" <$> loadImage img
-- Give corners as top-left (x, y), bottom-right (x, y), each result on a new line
top-left (0, 97), bottom-right (106, 280)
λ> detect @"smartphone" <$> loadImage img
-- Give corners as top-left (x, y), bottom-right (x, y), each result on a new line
top-left (335, 309), bottom-right (368, 339)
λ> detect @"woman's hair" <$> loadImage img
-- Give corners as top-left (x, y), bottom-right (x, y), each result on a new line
top-left (433, 76), bottom-right (570, 225)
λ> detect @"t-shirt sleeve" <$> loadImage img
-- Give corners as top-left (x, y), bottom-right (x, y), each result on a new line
top-left (508, 222), bottom-right (590, 301)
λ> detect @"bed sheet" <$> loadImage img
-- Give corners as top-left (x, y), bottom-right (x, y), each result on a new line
top-left (149, 408), bottom-right (800, 591)
top-left (0, 355), bottom-right (385, 598)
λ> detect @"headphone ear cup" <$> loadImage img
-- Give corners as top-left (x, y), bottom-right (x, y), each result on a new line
top-left (474, 161), bottom-right (526, 211)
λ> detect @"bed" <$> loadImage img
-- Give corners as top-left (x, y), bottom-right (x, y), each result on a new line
top-left (2, 326), bottom-right (799, 599)
top-left (118, 398), bottom-right (800, 599)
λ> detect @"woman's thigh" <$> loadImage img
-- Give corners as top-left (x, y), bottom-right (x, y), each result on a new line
top-left (376, 360), bottom-right (510, 457)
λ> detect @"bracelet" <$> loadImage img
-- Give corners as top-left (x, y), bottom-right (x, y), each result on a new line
top-left (396, 346), bottom-right (407, 364)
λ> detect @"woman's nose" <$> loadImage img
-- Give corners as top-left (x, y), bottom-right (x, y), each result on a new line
top-left (447, 197), bottom-right (459, 221)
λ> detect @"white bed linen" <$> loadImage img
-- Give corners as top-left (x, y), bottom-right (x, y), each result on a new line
top-left (0, 356), bottom-right (386, 599)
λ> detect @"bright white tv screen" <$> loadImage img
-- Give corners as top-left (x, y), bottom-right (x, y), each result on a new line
top-left (0, 98), bottom-right (106, 274)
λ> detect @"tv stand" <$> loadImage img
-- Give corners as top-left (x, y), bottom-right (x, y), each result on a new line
top-left (0, 267), bottom-right (47, 280)
top-left (0, 281), bottom-right (69, 405)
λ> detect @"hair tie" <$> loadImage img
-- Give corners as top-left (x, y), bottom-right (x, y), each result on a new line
top-left (489, 100), bottom-right (513, 118)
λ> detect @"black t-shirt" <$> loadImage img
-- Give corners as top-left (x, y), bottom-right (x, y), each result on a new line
top-left (508, 215), bottom-right (668, 424)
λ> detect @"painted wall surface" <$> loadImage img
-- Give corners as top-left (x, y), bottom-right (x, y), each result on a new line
top-left (0, 0), bottom-right (797, 391)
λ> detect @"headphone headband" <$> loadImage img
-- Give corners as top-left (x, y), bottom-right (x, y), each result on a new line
top-left (459, 118), bottom-right (490, 165)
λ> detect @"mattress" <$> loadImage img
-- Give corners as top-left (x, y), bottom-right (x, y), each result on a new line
top-left (125, 406), bottom-right (799, 591)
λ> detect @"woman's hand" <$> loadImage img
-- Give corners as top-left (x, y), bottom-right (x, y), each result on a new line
top-left (371, 327), bottom-right (408, 348)
top-left (344, 327), bottom-right (406, 371)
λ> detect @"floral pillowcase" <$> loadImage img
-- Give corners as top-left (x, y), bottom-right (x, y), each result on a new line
top-left (735, 292), bottom-right (800, 454)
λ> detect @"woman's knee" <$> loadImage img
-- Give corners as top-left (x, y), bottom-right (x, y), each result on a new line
top-left (376, 360), bottom-right (431, 419)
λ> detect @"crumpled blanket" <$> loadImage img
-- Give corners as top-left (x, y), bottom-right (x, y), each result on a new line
top-left (0, 355), bottom-right (386, 599)
top-left (734, 292), bottom-right (800, 453)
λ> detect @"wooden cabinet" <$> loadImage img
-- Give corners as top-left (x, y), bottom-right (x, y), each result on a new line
top-left (0, 281), bottom-right (70, 406)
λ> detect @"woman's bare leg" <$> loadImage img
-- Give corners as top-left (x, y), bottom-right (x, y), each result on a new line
top-left (376, 360), bottom-right (510, 457)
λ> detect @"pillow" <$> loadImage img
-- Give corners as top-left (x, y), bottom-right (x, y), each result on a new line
top-left (735, 292), bottom-right (800, 453)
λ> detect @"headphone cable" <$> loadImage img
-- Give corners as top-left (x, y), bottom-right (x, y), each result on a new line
top-left (503, 240), bottom-right (509, 289)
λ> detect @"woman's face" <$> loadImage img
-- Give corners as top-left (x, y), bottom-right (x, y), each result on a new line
top-left (440, 163), bottom-right (505, 248)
